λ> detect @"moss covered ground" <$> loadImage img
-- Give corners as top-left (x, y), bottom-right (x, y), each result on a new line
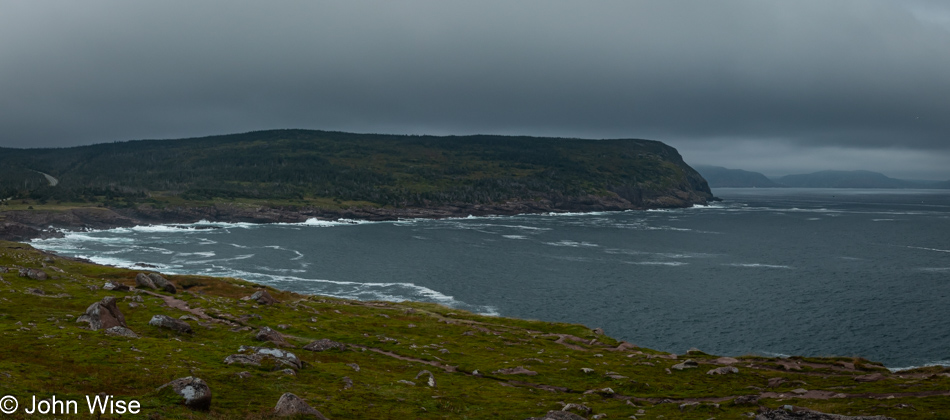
top-left (0, 240), bottom-right (947, 419)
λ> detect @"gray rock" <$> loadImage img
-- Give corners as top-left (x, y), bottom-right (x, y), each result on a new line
top-left (148, 273), bottom-right (177, 294)
top-left (77, 296), bottom-right (127, 330)
top-left (415, 370), bottom-right (436, 387)
top-left (148, 314), bottom-right (193, 334)
top-left (342, 376), bottom-right (353, 389)
top-left (671, 359), bottom-right (699, 370)
top-left (246, 290), bottom-right (278, 305)
top-left (707, 366), bottom-right (739, 375)
top-left (273, 393), bottom-right (329, 419)
top-left (256, 326), bottom-right (292, 347)
top-left (531, 412), bottom-right (587, 420)
top-left (105, 326), bottom-right (139, 338)
top-left (732, 395), bottom-right (759, 405)
top-left (526, 411), bottom-right (587, 420)
top-left (303, 338), bottom-right (346, 352)
top-left (18, 268), bottom-right (47, 280)
top-left (493, 366), bottom-right (538, 375)
top-left (592, 327), bottom-right (605, 335)
top-left (562, 403), bottom-right (592, 415)
top-left (159, 376), bottom-right (212, 411)
top-left (102, 281), bottom-right (130, 292)
top-left (755, 408), bottom-right (895, 420)
top-left (135, 273), bottom-right (156, 289)
top-left (224, 346), bottom-right (301, 370)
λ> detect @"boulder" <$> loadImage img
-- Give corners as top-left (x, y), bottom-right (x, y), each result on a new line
top-left (707, 366), bottom-right (739, 375)
top-left (148, 273), bottom-right (177, 294)
top-left (526, 411), bottom-right (587, 420)
top-left (18, 268), bottom-right (48, 280)
top-left (493, 366), bottom-right (538, 375)
top-left (563, 402), bottom-right (593, 415)
top-left (342, 376), bottom-right (353, 389)
top-left (77, 296), bottom-right (127, 330)
top-left (245, 290), bottom-right (278, 305)
top-left (303, 339), bottom-right (346, 352)
top-left (135, 273), bottom-right (157, 289)
top-left (224, 346), bottom-right (301, 370)
top-left (105, 326), bottom-right (139, 338)
top-left (732, 395), bottom-right (759, 406)
top-left (159, 377), bottom-right (212, 411)
top-left (768, 377), bottom-right (787, 388)
top-left (415, 370), bottom-right (436, 387)
top-left (672, 359), bottom-right (699, 370)
top-left (273, 393), bottom-right (329, 419)
top-left (102, 281), bottom-right (130, 292)
top-left (148, 314), bottom-right (193, 334)
top-left (755, 408), bottom-right (895, 419)
top-left (255, 326), bottom-right (292, 347)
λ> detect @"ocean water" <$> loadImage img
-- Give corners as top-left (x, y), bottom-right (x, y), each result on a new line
top-left (32, 188), bottom-right (950, 369)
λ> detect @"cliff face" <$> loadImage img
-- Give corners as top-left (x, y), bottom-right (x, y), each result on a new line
top-left (0, 130), bottom-right (714, 239)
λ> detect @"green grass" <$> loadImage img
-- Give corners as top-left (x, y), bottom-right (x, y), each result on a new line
top-left (0, 240), bottom-right (946, 419)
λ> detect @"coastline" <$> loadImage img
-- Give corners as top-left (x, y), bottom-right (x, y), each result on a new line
top-left (0, 240), bottom-right (946, 418)
top-left (0, 192), bottom-right (718, 242)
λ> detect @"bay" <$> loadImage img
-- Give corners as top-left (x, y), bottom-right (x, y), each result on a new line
top-left (32, 188), bottom-right (950, 369)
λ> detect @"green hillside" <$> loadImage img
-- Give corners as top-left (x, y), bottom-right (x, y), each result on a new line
top-left (0, 130), bottom-right (711, 210)
top-left (0, 241), bottom-right (945, 419)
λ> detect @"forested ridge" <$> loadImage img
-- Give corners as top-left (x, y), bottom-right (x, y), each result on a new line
top-left (0, 129), bottom-right (711, 209)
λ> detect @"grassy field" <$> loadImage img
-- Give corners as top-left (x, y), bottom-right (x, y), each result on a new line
top-left (0, 241), bottom-right (946, 419)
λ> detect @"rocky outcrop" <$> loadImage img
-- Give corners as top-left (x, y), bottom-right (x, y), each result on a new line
top-left (244, 290), bottom-right (278, 305)
top-left (707, 366), bottom-right (739, 375)
top-left (102, 281), bottom-right (130, 291)
top-left (148, 314), bottom-right (193, 334)
top-left (147, 273), bottom-right (177, 294)
top-left (135, 273), bottom-right (157, 289)
top-left (273, 393), bottom-right (329, 419)
top-left (224, 346), bottom-right (301, 370)
top-left (672, 359), bottom-right (699, 370)
top-left (755, 408), bottom-right (895, 420)
top-left (159, 376), bottom-right (212, 411)
top-left (303, 339), bottom-right (346, 352)
top-left (76, 296), bottom-right (126, 330)
top-left (493, 366), bottom-right (538, 376)
top-left (255, 327), bottom-right (292, 347)
top-left (18, 267), bottom-right (47, 280)
top-left (526, 411), bottom-right (587, 420)
top-left (105, 326), bottom-right (139, 338)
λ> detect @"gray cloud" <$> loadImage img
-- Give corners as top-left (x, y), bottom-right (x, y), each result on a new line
top-left (1, 1), bottom-right (949, 178)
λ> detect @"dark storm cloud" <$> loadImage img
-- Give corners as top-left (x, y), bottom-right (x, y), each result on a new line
top-left (1, 1), bottom-right (949, 178)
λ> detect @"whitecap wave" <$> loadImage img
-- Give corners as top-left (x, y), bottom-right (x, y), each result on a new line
top-left (726, 263), bottom-right (793, 269)
top-left (543, 240), bottom-right (599, 247)
top-left (502, 235), bottom-right (528, 240)
top-left (624, 261), bottom-right (689, 266)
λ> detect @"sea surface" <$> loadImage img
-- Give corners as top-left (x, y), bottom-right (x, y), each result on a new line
top-left (32, 188), bottom-right (950, 369)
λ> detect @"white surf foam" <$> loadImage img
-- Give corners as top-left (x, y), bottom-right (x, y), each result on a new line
top-left (726, 263), bottom-right (793, 269)
top-left (624, 261), bottom-right (689, 266)
top-left (888, 360), bottom-right (950, 372)
top-left (904, 245), bottom-right (950, 253)
top-left (502, 235), bottom-right (528, 240)
top-left (543, 240), bottom-right (599, 247)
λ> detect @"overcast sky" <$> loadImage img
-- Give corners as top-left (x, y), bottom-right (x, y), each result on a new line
top-left (2, 1), bottom-right (949, 179)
